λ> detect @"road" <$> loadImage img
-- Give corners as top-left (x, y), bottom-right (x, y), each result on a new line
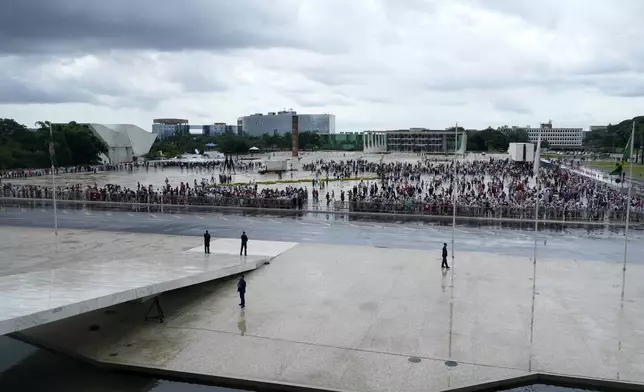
top-left (1, 206), bottom-right (642, 264)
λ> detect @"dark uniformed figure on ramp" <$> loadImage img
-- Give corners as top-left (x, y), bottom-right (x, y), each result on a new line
top-left (240, 231), bottom-right (248, 256)
top-left (441, 243), bottom-right (450, 269)
top-left (237, 275), bottom-right (246, 308)
top-left (204, 230), bottom-right (211, 254)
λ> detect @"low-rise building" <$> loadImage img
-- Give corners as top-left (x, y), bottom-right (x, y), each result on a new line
top-left (517, 121), bottom-right (583, 149)
top-left (363, 128), bottom-right (466, 153)
top-left (152, 118), bottom-right (189, 139)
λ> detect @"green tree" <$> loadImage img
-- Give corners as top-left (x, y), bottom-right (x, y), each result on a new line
top-left (505, 128), bottom-right (531, 143)
top-left (0, 119), bottom-right (107, 169)
top-left (466, 128), bottom-right (509, 152)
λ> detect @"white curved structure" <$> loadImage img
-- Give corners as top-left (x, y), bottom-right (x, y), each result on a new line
top-left (86, 124), bottom-right (157, 163)
top-left (363, 131), bottom-right (387, 153)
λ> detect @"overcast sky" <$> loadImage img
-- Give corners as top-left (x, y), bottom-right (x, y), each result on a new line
top-left (1, 0), bottom-right (643, 132)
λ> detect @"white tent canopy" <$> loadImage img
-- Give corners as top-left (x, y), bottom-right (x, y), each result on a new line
top-left (249, 146), bottom-right (260, 151)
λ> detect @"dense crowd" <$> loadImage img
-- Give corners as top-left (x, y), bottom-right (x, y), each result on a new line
top-left (0, 159), bottom-right (267, 181)
top-left (2, 157), bottom-right (644, 220)
top-left (1, 175), bottom-right (308, 210)
top-left (303, 158), bottom-right (644, 220)
top-left (0, 163), bottom-right (137, 179)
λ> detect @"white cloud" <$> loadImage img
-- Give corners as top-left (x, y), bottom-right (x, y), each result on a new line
top-left (1, 0), bottom-right (644, 132)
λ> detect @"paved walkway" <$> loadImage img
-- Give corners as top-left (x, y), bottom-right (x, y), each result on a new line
top-left (0, 227), bottom-right (296, 335)
top-left (15, 237), bottom-right (644, 391)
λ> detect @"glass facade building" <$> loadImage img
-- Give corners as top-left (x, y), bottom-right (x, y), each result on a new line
top-left (238, 111), bottom-right (335, 137)
top-left (320, 133), bottom-right (364, 150)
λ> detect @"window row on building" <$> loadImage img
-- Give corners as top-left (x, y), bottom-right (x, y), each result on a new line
top-left (520, 127), bottom-right (583, 148)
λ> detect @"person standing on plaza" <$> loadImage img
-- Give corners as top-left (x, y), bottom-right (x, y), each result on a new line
top-left (240, 231), bottom-right (248, 256)
top-left (441, 243), bottom-right (450, 269)
top-left (237, 275), bottom-right (246, 308)
top-left (204, 230), bottom-right (211, 254)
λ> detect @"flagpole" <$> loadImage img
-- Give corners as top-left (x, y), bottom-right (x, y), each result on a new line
top-left (451, 122), bottom-right (458, 271)
top-left (49, 123), bottom-right (59, 255)
top-left (528, 129), bottom-right (542, 372)
top-left (620, 120), bottom-right (636, 301)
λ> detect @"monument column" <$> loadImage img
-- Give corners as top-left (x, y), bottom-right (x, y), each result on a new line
top-left (292, 115), bottom-right (299, 157)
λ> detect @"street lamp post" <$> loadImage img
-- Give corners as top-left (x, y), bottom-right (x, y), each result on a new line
top-left (41, 122), bottom-right (59, 256)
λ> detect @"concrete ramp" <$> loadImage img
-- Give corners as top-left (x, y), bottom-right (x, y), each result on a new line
top-left (0, 227), bottom-right (297, 336)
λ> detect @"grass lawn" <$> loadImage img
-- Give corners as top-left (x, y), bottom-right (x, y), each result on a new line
top-left (585, 161), bottom-right (644, 177)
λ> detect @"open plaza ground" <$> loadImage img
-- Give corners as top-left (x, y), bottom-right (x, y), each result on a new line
top-left (1, 225), bottom-right (642, 392)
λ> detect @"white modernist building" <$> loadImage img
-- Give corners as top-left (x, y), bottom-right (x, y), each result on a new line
top-left (86, 124), bottom-right (157, 163)
top-left (518, 122), bottom-right (583, 149)
top-left (237, 111), bottom-right (336, 137)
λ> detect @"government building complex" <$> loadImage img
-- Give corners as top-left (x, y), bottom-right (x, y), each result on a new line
top-left (237, 110), bottom-right (335, 137)
top-left (515, 121), bottom-right (583, 149)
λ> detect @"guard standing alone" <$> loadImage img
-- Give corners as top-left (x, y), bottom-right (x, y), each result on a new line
top-left (204, 230), bottom-right (211, 254)
top-left (441, 243), bottom-right (450, 269)
top-left (240, 231), bottom-right (248, 256)
top-left (237, 275), bottom-right (246, 308)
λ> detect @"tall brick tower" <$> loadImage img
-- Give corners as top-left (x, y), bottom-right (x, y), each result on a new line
top-left (291, 115), bottom-right (299, 157)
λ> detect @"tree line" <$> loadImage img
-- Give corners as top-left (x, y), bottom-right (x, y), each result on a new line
top-left (0, 119), bottom-right (108, 170)
top-left (584, 116), bottom-right (644, 154)
top-left (465, 127), bottom-right (538, 152)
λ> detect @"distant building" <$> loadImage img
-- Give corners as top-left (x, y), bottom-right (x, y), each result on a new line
top-left (362, 128), bottom-right (467, 154)
top-left (194, 123), bottom-right (228, 137)
top-left (517, 121), bottom-right (583, 149)
top-left (237, 111), bottom-right (336, 137)
top-left (320, 133), bottom-right (364, 151)
top-left (152, 118), bottom-right (189, 139)
top-left (225, 125), bottom-right (240, 135)
top-left (85, 124), bottom-right (157, 163)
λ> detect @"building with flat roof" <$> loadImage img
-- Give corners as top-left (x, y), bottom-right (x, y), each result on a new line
top-left (152, 118), bottom-right (189, 139)
top-left (238, 111), bottom-right (336, 137)
top-left (85, 124), bottom-right (157, 163)
top-left (363, 128), bottom-right (466, 154)
top-left (518, 121), bottom-right (583, 149)
top-left (320, 133), bottom-right (364, 151)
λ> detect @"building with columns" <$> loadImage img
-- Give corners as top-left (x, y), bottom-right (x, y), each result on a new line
top-left (363, 131), bottom-right (388, 153)
top-left (362, 129), bottom-right (466, 154)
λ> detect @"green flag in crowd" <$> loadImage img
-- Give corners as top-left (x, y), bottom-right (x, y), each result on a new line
top-left (610, 133), bottom-right (633, 176)
top-left (622, 132), bottom-right (632, 162)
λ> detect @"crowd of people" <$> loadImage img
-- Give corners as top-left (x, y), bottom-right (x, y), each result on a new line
top-left (2, 157), bottom-right (643, 221)
top-left (302, 158), bottom-right (644, 222)
top-left (1, 175), bottom-right (308, 210)
top-left (0, 163), bottom-right (137, 179)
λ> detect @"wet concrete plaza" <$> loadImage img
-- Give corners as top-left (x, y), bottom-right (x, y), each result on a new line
top-left (12, 229), bottom-right (644, 392)
top-left (0, 227), bottom-right (296, 335)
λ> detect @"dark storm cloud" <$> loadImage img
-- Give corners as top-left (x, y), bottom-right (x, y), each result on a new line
top-left (0, 77), bottom-right (94, 104)
top-left (0, 0), bottom-right (300, 54)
